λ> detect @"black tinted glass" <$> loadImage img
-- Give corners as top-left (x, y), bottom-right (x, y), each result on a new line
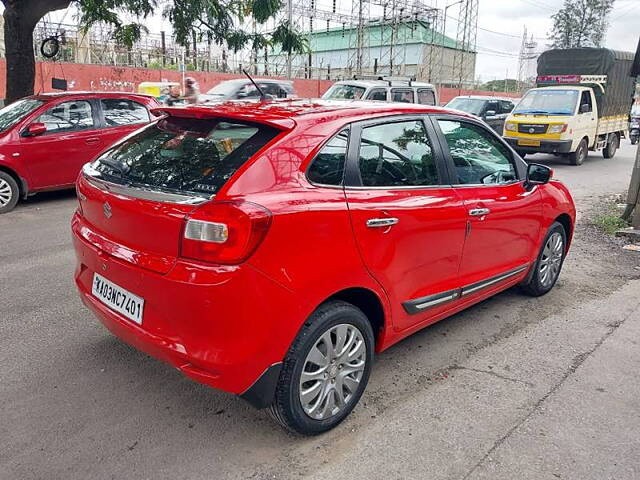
top-left (93, 117), bottom-right (279, 195)
top-left (307, 130), bottom-right (348, 185)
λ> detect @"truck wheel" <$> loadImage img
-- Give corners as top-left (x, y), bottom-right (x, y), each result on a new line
top-left (603, 134), bottom-right (618, 159)
top-left (568, 139), bottom-right (588, 166)
top-left (0, 171), bottom-right (19, 214)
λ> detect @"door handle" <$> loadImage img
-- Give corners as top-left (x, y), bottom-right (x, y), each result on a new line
top-left (85, 137), bottom-right (100, 145)
top-left (366, 217), bottom-right (399, 228)
top-left (469, 208), bottom-right (491, 217)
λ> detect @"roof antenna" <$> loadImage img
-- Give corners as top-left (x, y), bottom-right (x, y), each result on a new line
top-left (242, 69), bottom-right (267, 100)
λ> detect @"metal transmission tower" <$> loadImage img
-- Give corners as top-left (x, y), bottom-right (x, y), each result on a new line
top-left (517, 26), bottom-right (538, 89)
top-left (451, 0), bottom-right (478, 89)
top-left (347, 0), bottom-right (371, 75)
top-left (423, 7), bottom-right (443, 84)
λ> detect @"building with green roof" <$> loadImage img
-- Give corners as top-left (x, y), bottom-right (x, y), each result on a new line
top-left (268, 20), bottom-right (476, 85)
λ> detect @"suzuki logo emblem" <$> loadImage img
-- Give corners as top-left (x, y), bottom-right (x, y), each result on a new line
top-left (529, 128), bottom-right (535, 134)
top-left (103, 202), bottom-right (112, 219)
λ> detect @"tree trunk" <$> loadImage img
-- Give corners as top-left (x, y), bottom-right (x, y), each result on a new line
top-left (3, 6), bottom-right (38, 104)
top-left (3, 0), bottom-right (72, 104)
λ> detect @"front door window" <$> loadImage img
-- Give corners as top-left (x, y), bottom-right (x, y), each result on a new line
top-left (437, 119), bottom-right (517, 185)
top-left (36, 100), bottom-right (95, 134)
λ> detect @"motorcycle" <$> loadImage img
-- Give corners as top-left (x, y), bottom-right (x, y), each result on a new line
top-left (630, 117), bottom-right (640, 145)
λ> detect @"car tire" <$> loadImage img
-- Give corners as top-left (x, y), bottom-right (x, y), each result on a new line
top-left (520, 221), bottom-right (567, 297)
top-left (603, 134), bottom-right (618, 158)
top-left (269, 300), bottom-right (374, 435)
top-left (568, 138), bottom-right (588, 166)
top-left (0, 171), bottom-right (19, 214)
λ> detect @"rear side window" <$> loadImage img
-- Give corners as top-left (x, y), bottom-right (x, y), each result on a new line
top-left (367, 89), bottom-right (387, 101)
top-left (93, 117), bottom-right (280, 195)
top-left (307, 130), bottom-right (348, 186)
top-left (101, 99), bottom-right (150, 127)
top-left (391, 89), bottom-right (414, 103)
top-left (417, 89), bottom-right (436, 105)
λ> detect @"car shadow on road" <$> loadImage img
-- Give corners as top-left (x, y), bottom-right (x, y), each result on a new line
top-left (16, 188), bottom-right (77, 211)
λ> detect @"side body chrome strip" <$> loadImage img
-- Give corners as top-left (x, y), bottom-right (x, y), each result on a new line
top-left (403, 263), bottom-right (529, 315)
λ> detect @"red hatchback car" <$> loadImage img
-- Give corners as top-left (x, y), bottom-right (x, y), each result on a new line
top-left (0, 92), bottom-right (159, 213)
top-left (72, 100), bottom-right (575, 434)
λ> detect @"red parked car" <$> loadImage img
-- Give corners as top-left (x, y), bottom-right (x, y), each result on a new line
top-left (72, 100), bottom-right (575, 434)
top-left (0, 92), bottom-right (159, 213)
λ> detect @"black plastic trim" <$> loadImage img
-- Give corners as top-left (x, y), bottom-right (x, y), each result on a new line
top-left (239, 362), bottom-right (283, 409)
top-left (403, 288), bottom-right (461, 315)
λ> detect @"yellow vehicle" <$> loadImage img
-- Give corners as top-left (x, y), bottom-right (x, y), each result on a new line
top-left (137, 81), bottom-right (180, 99)
top-left (503, 48), bottom-right (636, 165)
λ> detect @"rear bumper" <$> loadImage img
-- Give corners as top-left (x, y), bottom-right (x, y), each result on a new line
top-left (504, 137), bottom-right (573, 154)
top-left (72, 214), bottom-right (298, 407)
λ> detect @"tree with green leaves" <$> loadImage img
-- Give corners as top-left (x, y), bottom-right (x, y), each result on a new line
top-left (549, 0), bottom-right (615, 49)
top-left (2, 0), bottom-right (307, 104)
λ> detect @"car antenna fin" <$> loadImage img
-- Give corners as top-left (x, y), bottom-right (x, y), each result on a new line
top-left (242, 69), bottom-right (267, 101)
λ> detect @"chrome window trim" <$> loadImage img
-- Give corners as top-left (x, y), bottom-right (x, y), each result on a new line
top-left (403, 263), bottom-right (529, 315)
top-left (82, 163), bottom-right (211, 205)
top-left (344, 184), bottom-right (452, 191)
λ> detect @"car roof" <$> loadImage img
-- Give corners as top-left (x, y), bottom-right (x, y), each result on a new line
top-left (448, 95), bottom-right (515, 101)
top-left (153, 98), bottom-right (472, 129)
top-left (215, 78), bottom-right (294, 85)
top-left (31, 91), bottom-right (156, 101)
top-left (332, 80), bottom-right (435, 89)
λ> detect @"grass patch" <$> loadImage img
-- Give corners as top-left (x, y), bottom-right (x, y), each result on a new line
top-left (591, 197), bottom-right (629, 235)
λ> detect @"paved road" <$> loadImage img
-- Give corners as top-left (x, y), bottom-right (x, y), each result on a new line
top-left (2, 143), bottom-right (639, 480)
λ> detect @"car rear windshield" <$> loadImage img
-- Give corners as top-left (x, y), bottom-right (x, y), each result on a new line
top-left (92, 116), bottom-right (280, 196)
top-left (0, 98), bottom-right (44, 133)
top-left (445, 98), bottom-right (485, 116)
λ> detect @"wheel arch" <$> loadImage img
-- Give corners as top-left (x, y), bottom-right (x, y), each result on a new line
top-left (0, 164), bottom-right (28, 199)
top-left (326, 287), bottom-right (386, 348)
top-left (554, 213), bottom-right (573, 247)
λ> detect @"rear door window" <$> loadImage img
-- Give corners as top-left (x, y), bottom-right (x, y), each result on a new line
top-left (366, 89), bottom-right (387, 101)
top-left (101, 99), bottom-right (150, 127)
top-left (36, 100), bottom-right (95, 134)
top-left (391, 89), bottom-right (414, 103)
top-left (358, 120), bottom-right (439, 187)
top-left (417, 89), bottom-right (436, 105)
top-left (93, 117), bottom-right (280, 195)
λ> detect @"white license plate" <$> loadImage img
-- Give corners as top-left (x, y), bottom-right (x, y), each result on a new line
top-left (92, 273), bottom-right (144, 325)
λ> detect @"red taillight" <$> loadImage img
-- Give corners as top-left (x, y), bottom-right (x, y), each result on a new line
top-left (180, 201), bottom-right (271, 265)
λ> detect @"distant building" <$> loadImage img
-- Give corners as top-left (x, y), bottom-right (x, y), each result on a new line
top-left (267, 21), bottom-right (476, 85)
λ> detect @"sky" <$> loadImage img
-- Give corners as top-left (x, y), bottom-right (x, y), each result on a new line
top-left (34, 0), bottom-right (640, 83)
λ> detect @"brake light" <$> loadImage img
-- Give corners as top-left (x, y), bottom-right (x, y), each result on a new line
top-left (180, 201), bottom-right (271, 264)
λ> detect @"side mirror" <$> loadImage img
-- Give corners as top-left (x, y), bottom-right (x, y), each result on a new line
top-left (25, 122), bottom-right (47, 136)
top-left (580, 103), bottom-right (590, 113)
top-left (484, 110), bottom-right (496, 118)
top-left (525, 163), bottom-right (552, 188)
top-left (236, 91), bottom-right (248, 99)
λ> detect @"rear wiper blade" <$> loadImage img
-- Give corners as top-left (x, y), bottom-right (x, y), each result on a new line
top-left (98, 156), bottom-right (129, 175)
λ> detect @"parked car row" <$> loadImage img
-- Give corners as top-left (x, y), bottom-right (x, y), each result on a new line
top-left (0, 92), bottom-right (159, 213)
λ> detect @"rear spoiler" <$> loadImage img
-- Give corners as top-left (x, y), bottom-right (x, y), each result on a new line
top-left (536, 74), bottom-right (607, 93)
top-left (151, 106), bottom-right (296, 130)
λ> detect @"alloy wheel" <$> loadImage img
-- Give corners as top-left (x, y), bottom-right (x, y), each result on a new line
top-left (539, 232), bottom-right (564, 288)
top-left (0, 178), bottom-right (13, 207)
top-left (299, 323), bottom-right (367, 420)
